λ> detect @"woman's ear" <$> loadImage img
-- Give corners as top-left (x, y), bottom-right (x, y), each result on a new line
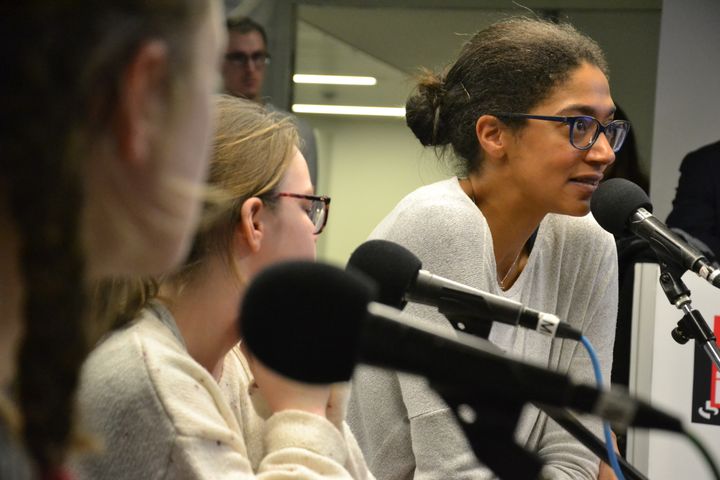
top-left (114, 40), bottom-right (169, 166)
top-left (237, 197), bottom-right (265, 254)
top-left (475, 114), bottom-right (508, 161)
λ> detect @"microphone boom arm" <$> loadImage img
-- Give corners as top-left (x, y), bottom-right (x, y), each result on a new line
top-left (539, 405), bottom-right (649, 480)
top-left (432, 382), bottom-right (545, 480)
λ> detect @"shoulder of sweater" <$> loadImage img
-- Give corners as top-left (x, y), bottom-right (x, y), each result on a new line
top-left (81, 312), bottom-right (247, 442)
top-left (79, 310), bottom-right (209, 409)
top-left (392, 178), bottom-right (466, 211)
top-left (543, 213), bottom-right (616, 254)
top-left (372, 179), bottom-right (475, 235)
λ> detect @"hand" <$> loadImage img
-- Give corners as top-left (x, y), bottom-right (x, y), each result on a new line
top-left (597, 430), bottom-right (620, 480)
top-left (244, 348), bottom-right (332, 417)
top-left (598, 461), bottom-right (618, 480)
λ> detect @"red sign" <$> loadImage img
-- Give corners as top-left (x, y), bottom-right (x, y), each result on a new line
top-left (712, 316), bottom-right (720, 409)
top-left (692, 315), bottom-right (720, 425)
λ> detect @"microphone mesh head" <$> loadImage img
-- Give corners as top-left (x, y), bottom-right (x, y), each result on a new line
top-left (590, 178), bottom-right (653, 236)
top-left (346, 239), bottom-right (422, 309)
top-left (239, 261), bottom-right (377, 384)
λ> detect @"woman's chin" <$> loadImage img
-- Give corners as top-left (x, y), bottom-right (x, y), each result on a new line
top-left (556, 200), bottom-right (591, 218)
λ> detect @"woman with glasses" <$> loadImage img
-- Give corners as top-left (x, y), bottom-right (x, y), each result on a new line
top-left (73, 96), bottom-right (371, 479)
top-left (348, 17), bottom-right (624, 480)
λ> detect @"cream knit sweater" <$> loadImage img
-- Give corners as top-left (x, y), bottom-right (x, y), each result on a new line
top-left (73, 302), bottom-right (373, 479)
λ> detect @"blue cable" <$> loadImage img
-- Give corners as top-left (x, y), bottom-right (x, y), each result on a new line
top-left (580, 335), bottom-right (626, 480)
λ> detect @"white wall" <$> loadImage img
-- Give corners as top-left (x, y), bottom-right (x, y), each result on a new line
top-left (650, 0), bottom-right (720, 221)
top-left (566, 10), bottom-right (661, 177)
top-left (301, 114), bottom-right (448, 266)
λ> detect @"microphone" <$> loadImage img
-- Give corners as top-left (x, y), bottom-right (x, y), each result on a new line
top-left (346, 239), bottom-right (581, 340)
top-left (239, 260), bottom-right (683, 432)
top-left (591, 178), bottom-right (720, 288)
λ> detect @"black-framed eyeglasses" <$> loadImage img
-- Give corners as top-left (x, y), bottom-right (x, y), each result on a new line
top-left (492, 113), bottom-right (630, 152)
top-left (224, 51), bottom-right (271, 68)
top-left (276, 193), bottom-right (331, 235)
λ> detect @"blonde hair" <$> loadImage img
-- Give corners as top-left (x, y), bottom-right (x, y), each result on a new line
top-left (179, 95), bottom-right (298, 281)
top-left (99, 95), bottom-right (298, 328)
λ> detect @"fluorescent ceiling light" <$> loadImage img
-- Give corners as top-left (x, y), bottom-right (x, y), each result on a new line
top-left (293, 74), bottom-right (377, 86)
top-left (292, 104), bottom-right (406, 117)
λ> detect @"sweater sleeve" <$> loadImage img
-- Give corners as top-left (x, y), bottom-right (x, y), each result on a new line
top-left (161, 354), bottom-right (373, 480)
top-left (399, 372), bottom-right (493, 480)
top-left (352, 190), bottom-right (491, 480)
top-left (534, 229), bottom-right (619, 480)
top-left (163, 410), bottom-right (363, 480)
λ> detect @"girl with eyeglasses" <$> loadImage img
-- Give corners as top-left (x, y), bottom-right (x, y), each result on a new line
top-left (73, 96), bottom-right (372, 479)
top-left (348, 17), bottom-right (622, 480)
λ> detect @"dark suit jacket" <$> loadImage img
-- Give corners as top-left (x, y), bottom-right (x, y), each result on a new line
top-left (666, 140), bottom-right (720, 259)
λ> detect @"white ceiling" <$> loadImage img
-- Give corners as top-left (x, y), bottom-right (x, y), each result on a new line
top-left (299, 6), bottom-right (513, 74)
top-left (293, 2), bottom-right (662, 121)
top-left (294, 20), bottom-right (410, 107)
top-left (294, 6), bottom-right (516, 108)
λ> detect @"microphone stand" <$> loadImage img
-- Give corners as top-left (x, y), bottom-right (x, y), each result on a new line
top-left (432, 382), bottom-right (546, 480)
top-left (655, 259), bottom-right (720, 369)
top-left (431, 386), bottom-right (652, 480)
top-left (436, 311), bottom-right (545, 479)
top-left (441, 311), bottom-right (650, 480)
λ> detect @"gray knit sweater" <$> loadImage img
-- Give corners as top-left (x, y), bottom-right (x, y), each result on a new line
top-left (347, 178), bottom-right (618, 480)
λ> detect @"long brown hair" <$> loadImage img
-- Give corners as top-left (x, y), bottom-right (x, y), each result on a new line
top-left (1, 0), bottom-right (210, 472)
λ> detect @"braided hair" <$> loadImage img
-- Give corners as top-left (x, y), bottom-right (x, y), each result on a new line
top-left (1, 1), bottom-right (209, 473)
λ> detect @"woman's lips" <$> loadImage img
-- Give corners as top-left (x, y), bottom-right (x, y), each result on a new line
top-left (569, 174), bottom-right (603, 193)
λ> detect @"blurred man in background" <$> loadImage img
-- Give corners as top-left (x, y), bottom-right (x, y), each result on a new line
top-left (222, 16), bottom-right (318, 186)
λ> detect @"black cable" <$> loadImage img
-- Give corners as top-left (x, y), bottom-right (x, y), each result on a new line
top-left (540, 406), bottom-right (648, 480)
top-left (684, 428), bottom-right (720, 480)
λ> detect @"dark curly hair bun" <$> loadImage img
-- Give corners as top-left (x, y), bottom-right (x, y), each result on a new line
top-left (405, 69), bottom-right (448, 147)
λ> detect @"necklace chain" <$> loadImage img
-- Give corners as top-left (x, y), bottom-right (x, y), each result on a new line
top-left (498, 249), bottom-right (522, 291)
top-left (464, 177), bottom-right (522, 291)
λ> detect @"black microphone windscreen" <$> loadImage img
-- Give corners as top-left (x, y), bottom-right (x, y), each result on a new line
top-left (591, 178), bottom-right (653, 236)
top-left (239, 261), bottom-right (376, 384)
top-left (346, 239), bottom-right (422, 309)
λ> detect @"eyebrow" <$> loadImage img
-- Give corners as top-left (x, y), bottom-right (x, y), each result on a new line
top-left (557, 104), bottom-right (616, 119)
top-left (226, 49), bottom-right (267, 56)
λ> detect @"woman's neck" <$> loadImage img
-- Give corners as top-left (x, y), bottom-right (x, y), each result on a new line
top-left (463, 175), bottom-right (544, 287)
top-left (160, 257), bottom-right (243, 380)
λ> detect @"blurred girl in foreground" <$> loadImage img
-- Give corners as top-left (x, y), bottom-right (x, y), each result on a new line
top-left (1, 1), bottom-right (224, 477)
